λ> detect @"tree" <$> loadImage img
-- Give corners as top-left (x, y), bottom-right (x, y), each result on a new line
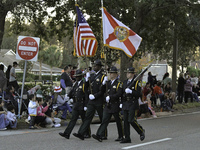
top-left (43, 45), bottom-right (62, 80)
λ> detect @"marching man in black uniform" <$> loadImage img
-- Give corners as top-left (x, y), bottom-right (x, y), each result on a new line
top-left (58, 69), bottom-right (90, 139)
top-left (120, 67), bottom-right (145, 143)
top-left (73, 60), bottom-right (106, 140)
top-left (92, 66), bottom-right (124, 142)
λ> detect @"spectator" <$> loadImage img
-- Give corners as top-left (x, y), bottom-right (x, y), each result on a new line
top-left (54, 86), bottom-right (72, 120)
top-left (6, 105), bottom-right (17, 129)
top-left (28, 85), bottom-right (41, 95)
top-left (60, 65), bottom-right (73, 95)
top-left (161, 91), bottom-right (172, 111)
top-left (147, 72), bottom-right (157, 87)
top-left (184, 76), bottom-right (193, 103)
top-left (142, 82), bottom-right (151, 100)
top-left (9, 62), bottom-right (19, 91)
top-left (162, 72), bottom-right (172, 87)
top-left (28, 94), bottom-right (38, 129)
top-left (164, 82), bottom-right (176, 107)
top-left (42, 96), bottom-right (61, 128)
top-left (0, 102), bottom-right (9, 130)
top-left (70, 66), bottom-right (77, 82)
top-left (0, 64), bottom-right (7, 91)
top-left (153, 81), bottom-right (164, 102)
top-left (35, 98), bottom-right (49, 128)
top-left (6, 65), bottom-right (12, 87)
top-left (177, 73), bottom-right (185, 103)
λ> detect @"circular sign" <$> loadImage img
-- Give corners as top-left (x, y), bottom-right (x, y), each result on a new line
top-left (17, 37), bottom-right (39, 60)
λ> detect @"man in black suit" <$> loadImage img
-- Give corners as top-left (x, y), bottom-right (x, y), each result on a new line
top-left (92, 66), bottom-right (124, 142)
top-left (73, 60), bottom-right (106, 140)
top-left (58, 69), bottom-right (90, 139)
top-left (120, 67), bottom-right (145, 143)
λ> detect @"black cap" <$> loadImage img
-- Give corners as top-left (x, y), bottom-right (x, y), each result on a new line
top-left (108, 66), bottom-right (118, 73)
top-left (74, 69), bottom-right (84, 77)
top-left (125, 67), bottom-right (135, 73)
top-left (13, 61), bottom-right (18, 65)
top-left (93, 60), bottom-right (103, 66)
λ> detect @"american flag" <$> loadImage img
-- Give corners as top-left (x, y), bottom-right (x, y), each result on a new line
top-left (73, 4), bottom-right (98, 57)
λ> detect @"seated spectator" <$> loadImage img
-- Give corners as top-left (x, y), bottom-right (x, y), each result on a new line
top-left (42, 96), bottom-right (61, 128)
top-left (53, 86), bottom-right (72, 120)
top-left (0, 102), bottom-right (9, 130)
top-left (35, 97), bottom-right (48, 128)
top-left (6, 105), bottom-right (17, 129)
top-left (192, 84), bottom-right (200, 102)
top-left (164, 82), bottom-right (176, 107)
top-left (162, 72), bottom-right (172, 88)
top-left (160, 92), bottom-right (172, 111)
top-left (153, 81), bottom-right (164, 102)
top-left (28, 94), bottom-right (38, 129)
top-left (184, 76), bottom-right (193, 103)
top-left (5, 85), bottom-right (18, 114)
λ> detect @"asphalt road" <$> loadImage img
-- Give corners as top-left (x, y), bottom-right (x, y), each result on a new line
top-left (1, 111), bottom-right (200, 150)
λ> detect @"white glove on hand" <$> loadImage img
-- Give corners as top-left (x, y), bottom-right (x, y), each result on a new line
top-left (102, 76), bottom-right (108, 85)
top-left (84, 107), bottom-right (87, 111)
top-left (69, 98), bottom-right (73, 103)
top-left (85, 72), bottom-right (90, 82)
top-left (89, 94), bottom-right (95, 100)
top-left (106, 96), bottom-right (110, 103)
top-left (64, 94), bottom-right (70, 101)
top-left (125, 88), bottom-right (132, 94)
top-left (119, 104), bottom-right (123, 109)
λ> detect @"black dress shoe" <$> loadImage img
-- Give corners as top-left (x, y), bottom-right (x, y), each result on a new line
top-left (59, 132), bottom-right (69, 139)
top-left (92, 134), bottom-right (102, 142)
top-left (84, 134), bottom-right (91, 138)
top-left (115, 137), bottom-right (124, 142)
top-left (140, 129), bottom-right (145, 141)
top-left (101, 137), bottom-right (107, 140)
top-left (120, 139), bottom-right (131, 144)
top-left (73, 133), bottom-right (84, 140)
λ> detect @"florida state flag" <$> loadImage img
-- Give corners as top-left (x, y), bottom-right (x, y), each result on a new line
top-left (102, 7), bottom-right (142, 58)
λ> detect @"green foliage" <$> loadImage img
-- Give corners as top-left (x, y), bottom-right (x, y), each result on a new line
top-left (187, 66), bottom-right (199, 77)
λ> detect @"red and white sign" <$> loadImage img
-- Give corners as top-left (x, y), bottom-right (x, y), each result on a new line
top-left (16, 36), bottom-right (40, 61)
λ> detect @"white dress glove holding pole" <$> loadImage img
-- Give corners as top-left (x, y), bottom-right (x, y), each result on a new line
top-left (85, 72), bottom-right (90, 82)
top-left (119, 104), bottom-right (123, 109)
top-left (125, 88), bottom-right (132, 94)
top-left (64, 94), bottom-right (70, 101)
top-left (102, 76), bottom-right (108, 85)
top-left (106, 96), bottom-right (110, 103)
top-left (89, 94), bottom-right (95, 100)
top-left (84, 107), bottom-right (87, 111)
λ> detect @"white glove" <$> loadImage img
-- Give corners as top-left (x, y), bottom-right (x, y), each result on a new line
top-left (69, 98), bottom-right (73, 103)
top-left (64, 94), bottom-right (70, 101)
top-left (102, 76), bottom-right (108, 85)
top-left (125, 88), bottom-right (132, 94)
top-left (106, 96), bottom-right (110, 103)
top-left (89, 94), bottom-right (95, 100)
top-left (84, 107), bottom-right (87, 111)
top-left (85, 72), bottom-right (90, 82)
top-left (119, 104), bottom-right (122, 108)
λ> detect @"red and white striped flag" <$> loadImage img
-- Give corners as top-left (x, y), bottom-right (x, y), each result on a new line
top-left (102, 7), bottom-right (142, 58)
top-left (73, 4), bottom-right (98, 57)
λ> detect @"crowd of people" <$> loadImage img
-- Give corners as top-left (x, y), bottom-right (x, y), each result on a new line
top-left (1, 60), bottom-right (199, 143)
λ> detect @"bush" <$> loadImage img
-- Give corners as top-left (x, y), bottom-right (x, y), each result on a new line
top-left (187, 66), bottom-right (199, 77)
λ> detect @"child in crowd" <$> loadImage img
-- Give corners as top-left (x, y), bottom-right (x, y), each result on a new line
top-left (146, 90), bottom-right (157, 118)
top-left (6, 105), bottom-right (17, 129)
top-left (42, 96), bottom-right (61, 128)
top-left (28, 94), bottom-right (38, 129)
top-left (161, 91), bottom-right (172, 111)
top-left (0, 101), bottom-right (9, 130)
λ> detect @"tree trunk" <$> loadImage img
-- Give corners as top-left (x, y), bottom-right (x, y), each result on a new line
top-left (51, 67), bottom-right (52, 81)
top-left (172, 38), bottom-right (178, 92)
top-left (120, 52), bottom-right (133, 81)
top-left (0, 10), bottom-right (8, 48)
top-left (39, 60), bottom-right (42, 81)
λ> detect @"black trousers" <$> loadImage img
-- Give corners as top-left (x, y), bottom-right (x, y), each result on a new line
top-left (184, 91), bottom-right (193, 103)
top-left (64, 109), bottom-right (90, 136)
top-left (123, 109), bottom-right (144, 140)
top-left (78, 103), bottom-right (107, 137)
top-left (96, 109), bottom-right (123, 138)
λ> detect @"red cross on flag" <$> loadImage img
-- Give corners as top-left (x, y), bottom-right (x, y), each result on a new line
top-left (102, 7), bottom-right (142, 58)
